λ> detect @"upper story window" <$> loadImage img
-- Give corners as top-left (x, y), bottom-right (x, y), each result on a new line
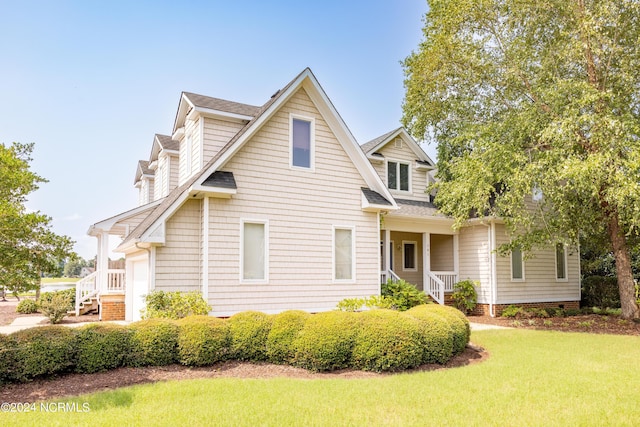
top-left (388, 161), bottom-right (410, 192)
top-left (184, 135), bottom-right (193, 177)
top-left (291, 115), bottom-right (314, 170)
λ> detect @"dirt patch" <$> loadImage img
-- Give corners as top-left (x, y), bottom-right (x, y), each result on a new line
top-left (0, 346), bottom-right (487, 402)
top-left (471, 313), bottom-right (640, 335)
top-left (0, 297), bottom-right (99, 326)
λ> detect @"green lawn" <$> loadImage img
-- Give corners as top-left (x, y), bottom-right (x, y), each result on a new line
top-left (3, 329), bottom-right (639, 426)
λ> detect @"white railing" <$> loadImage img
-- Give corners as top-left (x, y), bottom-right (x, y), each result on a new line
top-left (427, 271), bottom-right (458, 305)
top-left (427, 272), bottom-right (446, 305)
top-left (106, 269), bottom-right (126, 292)
top-left (75, 271), bottom-right (99, 316)
top-left (433, 271), bottom-right (457, 292)
top-left (380, 269), bottom-right (401, 284)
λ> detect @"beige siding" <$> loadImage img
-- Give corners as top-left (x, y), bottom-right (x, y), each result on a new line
top-left (458, 225), bottom-right (491, 303)
top-left (206, 88), bottom-right (379, 315)
top-left (430, 234), bottom-right (454, 271)
top-left (389, 231), bottom-right (423, 289)
top-left (179, 117), bottom-right (202, 185)
top-left (168, 154), bottom-right (179, 193)
top-left (202, 117), bottom-right (245, 165)
top-left (154, 155), bottom-right (168, 200)
top-left (115, 210), bottom-right (153, 238)
top-left (494, 224), bottom-right (580, 303)
top-left (139, 179), bottom-right (154, 206)
top-left (371, 142), bottom-right (430, 202)
top-left (154, 199), bottom-right (202, 292)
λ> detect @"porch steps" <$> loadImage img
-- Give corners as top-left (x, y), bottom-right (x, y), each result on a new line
top-left (69, 297), bottom-right (99, 317)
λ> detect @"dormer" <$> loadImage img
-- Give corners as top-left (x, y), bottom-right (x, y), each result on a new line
top-left (134, 160), bottom-right (155, 206)
top-left (149, 134), bottom-right (179, 200)
top-left (361, 128), bottom-right (435, 202)
top-left (172, 92), bottom-right (260, 185)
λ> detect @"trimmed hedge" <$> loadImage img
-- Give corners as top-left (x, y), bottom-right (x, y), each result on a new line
top-left (351, 309), bottom-right (424, 372)
top-left (409, 304), bottom-right (470, 355)
top-left (0, 305), bottom-right (469, 383)
top-left (16, 299), bottom-right (38, 314)
top-left (293, 311), bottom-right (360, 372)
top-left (74, 324), bottom-right (131, 373)
top-left (405, 305), bottom-right (455, 364)
top-left (228, 311), bottom-right (272, 361)
top-left (266, 310), bottom-right (310, 364)
top-left (10, 326), bottom-right (76, 382)
top-left (128, 319), bottom-right (179, 367)
top-left (177, 316), bottom-right (230, 366)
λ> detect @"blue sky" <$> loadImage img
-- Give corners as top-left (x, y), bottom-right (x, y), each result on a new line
top-left (0, 0), bottom-right (431, 259)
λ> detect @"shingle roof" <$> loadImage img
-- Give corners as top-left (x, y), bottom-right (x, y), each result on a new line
top-left (134, 160), bottom-right (154, 184)
top-left (183, 92), bottom-right (261, 117)
top-left (156, 134), bottom-right (180, 152)
top-left (202, 171), bottom-right (236, 189)
top-left (391, 198), bottom-right (443, 218)
top-left (360, 128), bottom-right (401, 154)
top-left (361, 187), bottom-right (393, 206)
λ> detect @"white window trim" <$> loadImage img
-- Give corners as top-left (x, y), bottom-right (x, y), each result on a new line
top-left (510, 247), bottom-right (525, 282)
top-left (555, 243), bottom-right (568, 282)
top-left (240, 219), bottom-right (269, 284)
top-left (289, 113), bottom-right (315, 171)
top-left (333, 225), bottom-right (356, 284)
top-left (386, 159), bottom-right (412, 193)
top-left (402, 240), bottom-right (418, 272)
top-left (184, 134), bottom-right (193, 178)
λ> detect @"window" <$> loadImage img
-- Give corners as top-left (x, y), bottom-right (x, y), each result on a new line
top-left (556, 244), bottom-right (567, 280)
top-left (291, 116), bottom-right (314, 169)
top-left (241, 221), bottom-right (268, 282)
top-left (184, 135), bottom-right (192, 177)
top-left (511, 247), bottom-right (524, 281)
top-left (334, 227), bottom-right (354, 281)
top-left (403, 241), bottom-right (417, 271)
top-left (387, 161), bottom-right (410, 191)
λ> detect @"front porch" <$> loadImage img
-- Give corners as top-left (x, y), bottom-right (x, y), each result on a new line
top-left (75, 268), bottom-right (126, 318)
top-left (380, 229), bottom-right (458, 304)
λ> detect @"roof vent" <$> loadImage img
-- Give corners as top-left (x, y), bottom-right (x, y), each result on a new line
top-left (394, 137), bottom-right (403, 149)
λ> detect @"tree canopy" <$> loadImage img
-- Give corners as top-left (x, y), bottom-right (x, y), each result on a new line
top-left (402, 0), bottom-right (640, 318)
top-left (0, 142), bottom-right (74, 295)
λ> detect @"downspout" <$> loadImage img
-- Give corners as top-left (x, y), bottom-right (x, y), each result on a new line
top-left (489, 221), bottom-right (498, 317)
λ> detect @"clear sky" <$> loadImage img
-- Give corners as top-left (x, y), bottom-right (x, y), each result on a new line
top-left (0, 0), bottom-right (431, 259)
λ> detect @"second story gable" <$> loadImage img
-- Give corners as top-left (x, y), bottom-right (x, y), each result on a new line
top-left (361, 128), bottom-right (435, 203)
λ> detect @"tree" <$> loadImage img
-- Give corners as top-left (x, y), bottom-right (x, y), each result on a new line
top-left (402, 0), bottom-right (640, 318)
top-left (0, 142), bottom-right (74, 297)
top-left (63, 257), bottom-right (87, 277)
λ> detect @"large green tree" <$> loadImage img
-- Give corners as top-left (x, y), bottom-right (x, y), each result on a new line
top-left (0, 142), bottom-right (74, 296)
top-left (402, 0), bottom-right (640, 318)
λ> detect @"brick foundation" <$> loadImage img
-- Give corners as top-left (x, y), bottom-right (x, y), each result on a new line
top-left (100, 294), bottom-right (126, 321)
top-left (474, 301), bottom-right (580, 317)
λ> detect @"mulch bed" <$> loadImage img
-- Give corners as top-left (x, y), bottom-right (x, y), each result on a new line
top-left (471, 313), bottom-right (640, 335)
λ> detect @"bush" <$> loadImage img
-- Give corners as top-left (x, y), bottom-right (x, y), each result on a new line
top-left (10, 326), bottom-right (76, 381)
top-left (266, 310), bottom-right (310, 364)
top-left (336, 295), bottom-right (395, 312)
top-left (405, 305), bottom-right (455, 364)
top-left (293, 311), bottom-right (359, 371)
top-left (39, 292), bottom-right (72, 324)
top-left (143, 290), bottom-right (211, 320)
top-left (351, 310), bottom-right (424, 372)
top-left (74, 324), bottom-right (131, 373)
top-left (336, 298), bottom-right (366, 312)
top-left (177, 316), bottom-right (230, 366)
top-left (16, 299), bottom-right (38, 314)
top-left (382, 279), bottom-right (428, 311)
top-left (501, 305), bottom-right (525, 318)
top-left (0, 334), bottom-right (18, 384)
top-left (228, 311), bottom-right (272, 361)
top-left (128, 319), bottom-right (179, 366)
top-left (581, 276), bottom-right (620, 308)
top-left (39, 288), bottom-right (75, 309)
top-left (413, 304), bottom-right (469, 354)
top-left (451, 280), bottom-right (478, 314)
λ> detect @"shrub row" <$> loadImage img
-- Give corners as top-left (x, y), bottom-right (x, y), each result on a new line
top-left (0, 304), bottom-right (469, 383)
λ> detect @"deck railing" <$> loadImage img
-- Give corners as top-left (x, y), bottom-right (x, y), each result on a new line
top-left (426, 271), bottom-right (458, 305)
top-left (75, 271), bottom-right (99, 316)
top-left (106, 269), bottom-right (126, 292)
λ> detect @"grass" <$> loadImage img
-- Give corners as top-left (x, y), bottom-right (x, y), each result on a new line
top-left (2, 329), bottom-right (639, 426)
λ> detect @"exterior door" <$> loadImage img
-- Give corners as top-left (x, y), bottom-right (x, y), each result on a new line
top-left (126, 255), bottom-right (149, 321)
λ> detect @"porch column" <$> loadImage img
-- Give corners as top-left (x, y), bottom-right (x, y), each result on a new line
top-left (96, 230), bottom-right (109, 293)
top-left (423, 233), bottom-right (430, 290)
top-left (453, 234), bottom-right (459, 278)
top-left (384, 229), bottom-right (391, 274)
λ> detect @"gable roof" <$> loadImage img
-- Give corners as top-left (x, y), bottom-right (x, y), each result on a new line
top-left (173, 92), bottom-right (261, 133)
top-left (361, 127), bottom-right (436, 167)
top-left (118, 68), bottom-right (396, 251)
top-left (149, 134), bottom-right (180, 163)
top-left (134, 160), bottom-right (154, 185)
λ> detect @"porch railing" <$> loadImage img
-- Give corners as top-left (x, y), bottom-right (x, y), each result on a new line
top-left (75, 271), bottom-right (99, 316)
top-left (106, 269), bottom-right (126, 292)
top-left (380, 269), bottom-right (401, 284)
top-left (426, 271), bottom-right (458, 305)
top-left (74, 269), bottom-right (126, 315)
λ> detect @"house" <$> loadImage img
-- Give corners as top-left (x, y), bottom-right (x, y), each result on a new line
top-left (80, 68), bottom-right (580, 321)
top-left (79, 267), bottom-right (95, 278)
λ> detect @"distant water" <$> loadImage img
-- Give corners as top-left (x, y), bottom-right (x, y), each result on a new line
top-left (40, 283), bottom-right (76, 293)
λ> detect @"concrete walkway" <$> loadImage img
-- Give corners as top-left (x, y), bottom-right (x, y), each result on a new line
top-left (0, 316), bottom-right (128, 334)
